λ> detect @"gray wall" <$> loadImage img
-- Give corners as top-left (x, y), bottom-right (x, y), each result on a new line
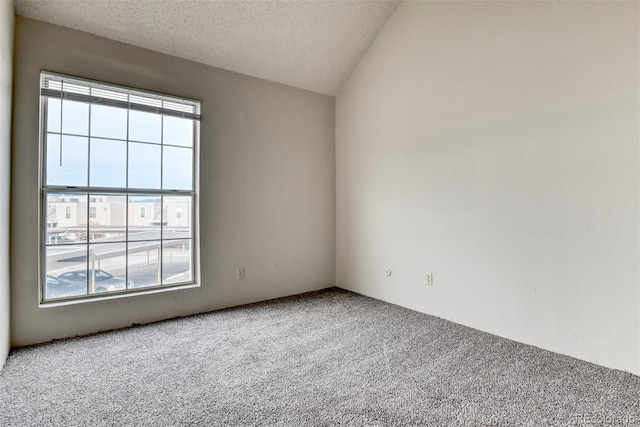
top-left (0, 0), bottom-right (13, 369)
top-left (11, 17), bottom-right (335, 345)
top-left (336, 1), bottom-right (640, 374)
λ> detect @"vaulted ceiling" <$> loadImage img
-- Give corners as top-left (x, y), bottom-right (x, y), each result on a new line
top-left (14, 0), bottom-right (399, 96)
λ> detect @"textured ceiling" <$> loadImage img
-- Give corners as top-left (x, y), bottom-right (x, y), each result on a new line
top-left (14, 0), bottom-right (399, 96)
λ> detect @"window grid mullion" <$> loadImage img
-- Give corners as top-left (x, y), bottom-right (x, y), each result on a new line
top-left (42, 186), bottom-right (194, 196)
top-left (125, 93), bottom-right (130, 290)
top-left (44, 130), bottom-right (192, 150)
top-left (58, 80), bottom-right (63, 167)
top-left (160, 108), bottom-right (164, 285)
top-left (86, 93), bottom-right (92, 296)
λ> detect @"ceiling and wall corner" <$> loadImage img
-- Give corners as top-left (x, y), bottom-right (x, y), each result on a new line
top-left (13, 0), bottom-right (399, 96)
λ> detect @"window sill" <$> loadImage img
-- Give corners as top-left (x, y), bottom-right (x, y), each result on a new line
top-left (39, 283), bottom-right (200, 308)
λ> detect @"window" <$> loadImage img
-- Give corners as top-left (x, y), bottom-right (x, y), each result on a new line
top-left (40, 72), bottom-right (200, 302)
top-left (176, 207), bottom-right (182, 219)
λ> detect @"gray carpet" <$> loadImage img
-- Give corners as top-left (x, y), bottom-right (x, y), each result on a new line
top-left (0, 288), bottom-right (639, 426)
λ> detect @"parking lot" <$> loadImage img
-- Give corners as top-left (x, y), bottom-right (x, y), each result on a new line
top-left (45, 236), bottom-right (192, 298)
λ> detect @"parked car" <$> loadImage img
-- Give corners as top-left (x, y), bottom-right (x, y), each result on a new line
top-left (45, 275), bottom-right (86, 299)
top-left (48, 235), bottom-right (75, 244)
top-left (57, 269), bottom-right (133, 293)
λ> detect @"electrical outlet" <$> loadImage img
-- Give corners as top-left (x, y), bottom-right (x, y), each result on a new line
top-left (237, 268), bottom-right (245, 280)
top-left (426, 273), bottom-right (433, 286)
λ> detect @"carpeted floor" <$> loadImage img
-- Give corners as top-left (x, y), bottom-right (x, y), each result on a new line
top-left (0, 288), bottom-right (639, 426)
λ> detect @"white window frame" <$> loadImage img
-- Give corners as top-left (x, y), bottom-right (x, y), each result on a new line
top-left (39, 71), bottom-right (200, 303)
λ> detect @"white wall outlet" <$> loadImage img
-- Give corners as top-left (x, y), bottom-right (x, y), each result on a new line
top-left (237, 267), bottom-right (245, 280)
top-left (385, 269), bottom-right (392, 277)
top-left (426, 273), bottom-right (433, 286)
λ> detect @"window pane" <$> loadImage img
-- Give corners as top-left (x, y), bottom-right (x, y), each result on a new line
top-left (163, 146), bottom-right (192, 190)
top-left (46, 244), bottom-right (88, 299)
top-left (45, 193), bottom-right (87, 244)
top-left (46, 134), bottom-right (88, 187)
top-left (128, 241), bottom-right (161, 289)
top-left (88, 243), bottom-right (128, 294)
top-left (61, 100), bottom-right (89, 136)
top-left (90, 104), bottom-right (127, 140)
top-left (163, 240), bottom-right (192, 285)
top-left (129, 142), bottom-right (161, 189)
top-left (46, 98), bottom-right (61, 133)
top-left (129, 110), bottom-right (161, 143)
top-left (89, 194), bottom-right (126, 242)
top-left (163, 116), bottom-right (193, 147)
top-left (163, 196), bottom-right (192, 239)
top-left (90, 138), bottom-right (127, 188)
top-left (128, 195), bottom-right (162, 241)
